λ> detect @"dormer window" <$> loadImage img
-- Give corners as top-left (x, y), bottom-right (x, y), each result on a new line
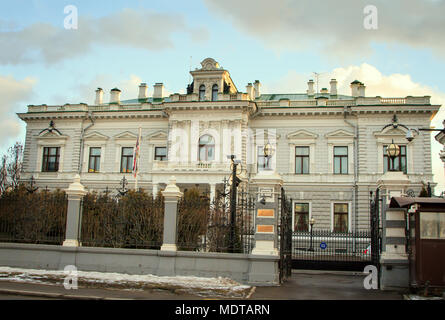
top-left (199, 85), bottom-right (206, 101)
top-left (212, 84), bottom-right (218, 101)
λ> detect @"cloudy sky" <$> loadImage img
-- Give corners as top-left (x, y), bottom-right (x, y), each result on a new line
top-left (0, 0), bottom-right (444, 193)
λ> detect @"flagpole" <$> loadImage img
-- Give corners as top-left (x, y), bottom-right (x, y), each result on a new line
top-left (135, 127), bottom-right (141, 191)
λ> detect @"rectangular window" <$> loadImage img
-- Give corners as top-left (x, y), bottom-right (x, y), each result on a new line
top-left (333, 203), bottom-right (349, 233)
top-left (383, 145), bottom-right (407, 173)
top-left (420, 212), bottom-right (445, 239)
top-left (295, 146), bottom-right (309, 174)
top-left (257, 146), bottom-right (271, 171)
top-left (42, 147), bottom-right (60, 172)
top-left (334, 146), bottom-right (348, 174)
top-left (154, 147), bottom-right (167, 161)
top-left (294, 203), bottom-right (310, 232)
top-left (120, 147), bottom-right (133, 173)
top-left (88, 147), bottom-right (101, 173)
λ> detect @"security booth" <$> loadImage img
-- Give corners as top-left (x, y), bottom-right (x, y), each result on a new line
top-left (389, 197), bottom-right (445, 290)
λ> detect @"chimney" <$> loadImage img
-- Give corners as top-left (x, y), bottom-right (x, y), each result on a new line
top-left (350, 80), bottom-right (362, 97)
top-left (330, 79), bottom-right (338, 96)
top-left (110, 88), bottom-right (121, 104)
top-left (254, 80), bottom-right (261, 98)
top-left (246, 83), bottom-right (254, 99)
top-left (95, 88), bottom-right (103, 105)
top-left (307, 79), bottom-right (315, 96)
top-left (358, 83), bottom-right (366, 97)
top-left (153, 83), bottom-right (164, 99)
top-left (138, 83), bottom-right (148, 99)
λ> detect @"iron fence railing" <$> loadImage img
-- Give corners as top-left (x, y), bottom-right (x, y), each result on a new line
top-left (80, 191), bottom-right (164, 249)
top-left (0, 188), bottom-right (67, 245)
top-left (177, 190), bottom-right (255, 254)
top-left (291, 229), bottom-right (372, 262)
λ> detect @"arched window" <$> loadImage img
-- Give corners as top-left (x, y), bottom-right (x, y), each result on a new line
top-left (212, 84), bottom-right (218, 101)
top-left (199, 85), bottom-right (206, 101)
top-left (198, 135), bottom-right (215, 161)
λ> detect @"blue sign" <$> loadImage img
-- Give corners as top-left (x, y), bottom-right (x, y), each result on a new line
top-left (320, 242), bottom-right (327, 250)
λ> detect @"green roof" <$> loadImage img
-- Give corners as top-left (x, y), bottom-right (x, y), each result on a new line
top-left (256, 93), bottom-right (353, 101)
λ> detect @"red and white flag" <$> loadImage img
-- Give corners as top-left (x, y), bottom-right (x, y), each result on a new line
top-left (133, 127), bottom-right (141, 178)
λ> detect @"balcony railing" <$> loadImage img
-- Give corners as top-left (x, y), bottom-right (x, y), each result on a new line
top-left (152, 161), bottom-right (231, 172)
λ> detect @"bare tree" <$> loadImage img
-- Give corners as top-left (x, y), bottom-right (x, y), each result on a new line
top-left (6, 142), bottom-right (23, 190)
top-left (0, 155), bottom-right (7, 194)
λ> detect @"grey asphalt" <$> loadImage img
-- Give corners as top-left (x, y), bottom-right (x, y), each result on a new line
top-left (0, 270), bottom-right (403, 300)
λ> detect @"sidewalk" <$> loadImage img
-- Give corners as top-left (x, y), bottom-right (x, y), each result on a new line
top-left (0, 269), bottom-right (405, 300)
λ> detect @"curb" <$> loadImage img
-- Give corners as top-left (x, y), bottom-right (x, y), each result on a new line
top-left (292, 269), bottom-right (363, 276)
top-left (0, 288), bottom-right (131, 300)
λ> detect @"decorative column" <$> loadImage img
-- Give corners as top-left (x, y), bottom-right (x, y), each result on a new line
top-left (63, 174), bottom-right (87, 247)
top-left (152, 183), bottom-right (158, 198)
top-left (160, 176), bottom-right (183, 251)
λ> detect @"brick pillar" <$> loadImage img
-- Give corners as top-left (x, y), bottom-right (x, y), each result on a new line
top-left (63, 174), bottom-right (87, 247)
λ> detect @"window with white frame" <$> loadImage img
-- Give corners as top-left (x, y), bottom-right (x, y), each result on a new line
top-left (42, 147), bottom-right (60, 172)
top-left (295, 146), bottom-right (309, 174)
top-left (333, 146), bottom-right (348, 174)
top-left (294, 202), bottom-right (310, 232)
top-left (198, 135), bottom-right (215, 161)
top-left (383, 145), bottom-right (407, 173)
top-left (88, 147), bottom-right (101, 173)
top-left (333, 203), bottom-right (349, 233)
top-left (120, 147), bottom-right (134, 173)
top-left (154, 146), bottom-right (167, 161)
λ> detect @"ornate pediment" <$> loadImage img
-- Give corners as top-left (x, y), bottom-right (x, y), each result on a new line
top-left (200, 58), bottom-right (220, 71)
top-left (325, 129), bottom-right (354, 138)
top-left (146, 130), bottom-right (168, 143)
top-left (114, 131), bottom-right (138, 140)
top-left (84, 131), bottom-right (109, 141)
top-left (287, 130), bottom-right (318, 140)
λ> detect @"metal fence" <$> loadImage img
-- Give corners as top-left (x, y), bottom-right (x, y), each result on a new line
top-left (80, 191), bottom-right (164, 249)
top-left (177, 189), bottom-right (255, 254)
top-left (292, 229), bottom-right (372, 269)
top-left (0, 188), bottom-right (68, 245)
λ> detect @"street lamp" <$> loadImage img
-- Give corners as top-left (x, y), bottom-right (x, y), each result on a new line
top-left (386, 139), bottom-right (400, 171)
top-left (308, 217), bottom-right (316, 252)
top-left (263, 141), bottom-right (274, 170)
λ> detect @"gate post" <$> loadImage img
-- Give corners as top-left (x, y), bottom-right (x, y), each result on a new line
top-left (248, 171), bottom-right (282, 285)
top-left (160, 176), bottom-right (183, 251)
top-left (63, 174), bottom-right (87, 247)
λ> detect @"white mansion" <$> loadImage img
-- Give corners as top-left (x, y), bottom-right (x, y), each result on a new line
top-left (18, 58), bottom-right (440, 231)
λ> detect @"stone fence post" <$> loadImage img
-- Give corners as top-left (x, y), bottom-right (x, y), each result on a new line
top-left (63, 174), bottom-right (87, 247)
top-left (161, 176), bottom-right (183, 251)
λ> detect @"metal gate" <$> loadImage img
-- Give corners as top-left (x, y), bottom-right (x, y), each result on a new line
top-left (279, 187), bottom-right (293, 283)
top-left (291, 189), bottom-right (382, 271)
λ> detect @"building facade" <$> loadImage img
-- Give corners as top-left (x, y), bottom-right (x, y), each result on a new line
top-left (18, 58), bottom-right (441, 231)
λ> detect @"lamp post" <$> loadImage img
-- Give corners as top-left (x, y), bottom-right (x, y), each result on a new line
top-left (308, 217), bottom-right (316, 251)
top-left (228, 155), bottom-right (241, 253)
top-left (386, 139), bottom-right (400, 171)
top-left (263, 141), bottom-right (274, 170)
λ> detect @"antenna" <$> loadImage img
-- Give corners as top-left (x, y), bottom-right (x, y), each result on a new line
top-left (312, 71), bottom-right (328, 93)
top-left (189, 56), bottom-right (192, 84)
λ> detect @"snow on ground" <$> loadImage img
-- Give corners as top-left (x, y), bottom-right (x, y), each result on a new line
top-left (0, 266), bottom-right (252, 298)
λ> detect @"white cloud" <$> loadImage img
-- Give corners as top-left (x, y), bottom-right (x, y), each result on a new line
top-left (0, 75), bottom-right (36, 150)
top-left (0, 8), bottom-right (208, 65)
top-left (204, 0), bottom-right (445, 59)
